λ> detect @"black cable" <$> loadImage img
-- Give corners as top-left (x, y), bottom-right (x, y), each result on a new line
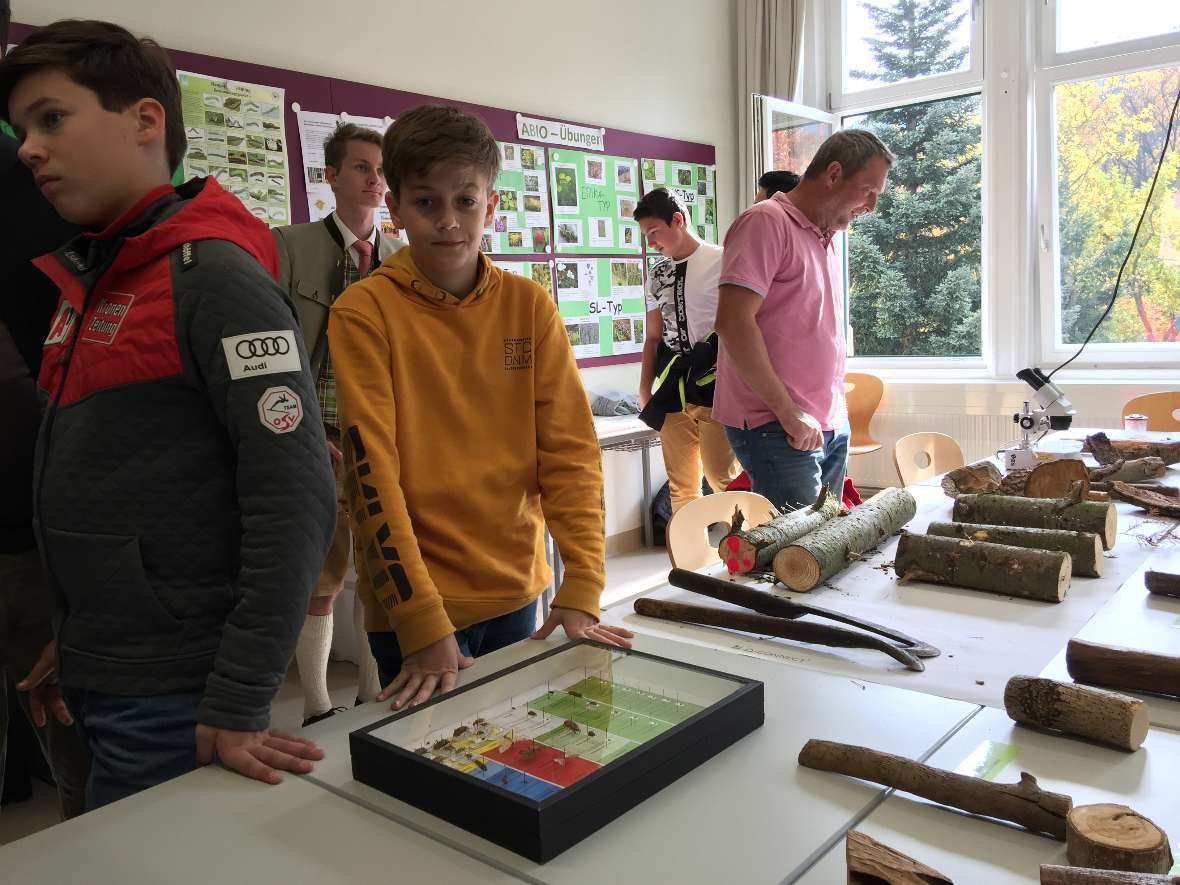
top-left (1047, 76), bottom-right (1180, 379)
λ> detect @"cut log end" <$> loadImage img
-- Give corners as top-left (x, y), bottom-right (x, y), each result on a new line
top-left (1066, 804), bottom-right (1173, 874)
top-left (774, 546), bottom-right (822, 592)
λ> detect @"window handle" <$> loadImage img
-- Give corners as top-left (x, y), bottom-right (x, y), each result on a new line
top-left (1039, 223), bottom-right (1050, 252)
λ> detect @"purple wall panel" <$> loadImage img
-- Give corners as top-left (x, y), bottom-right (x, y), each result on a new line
top-left (13, 20), bottom-right (715, 369)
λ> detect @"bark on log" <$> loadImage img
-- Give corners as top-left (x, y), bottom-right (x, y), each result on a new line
top-left (926, 522), bottom-right (1103, 578)
top-left (631, 598), bottom-right (923, 670)
top-left (1089, 492), bottom-right (1112, 503)
top-left (1145, 570), bottom-right (1180, 598)
top-left (1091, 483), bottom-right (1180, 498)
top-left (845, 830), bottom-right (953, 885)
top-left (1108, 482), bottom-right (1180, 518)
top-left (718, 488), bottom-right (842, 575)
top-left (1066, 639), bottom-right (1180, 700)
top-left (1042, 866), bottom-right (1180, 884)
top-left (894, 533), bottom-right (1071, 602)
top-left (941, 461), bottom-right (1002, 498)
top-left (1083, 437), bottom-right (1180, 467)
top-left (773, 489), bottom-right (917, 592)
top-left (1101, 458), bottom-right (1168, 484)
top-left (797, 739), bottom-right (1073, 840)
top-left (1066, 804), bottom-right (1173, 874)
top-left (953, 493), bottom-right (1117, 550)
top-left (1087, 433), bottom-right (1126, 466)
top-left (1003, 676), bottom-right (1149, 751)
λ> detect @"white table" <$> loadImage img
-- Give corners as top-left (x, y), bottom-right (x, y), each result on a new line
top-left (301, 633), bottom-right (978, 885)
top-left (0, 762), bottom-right (528, 884)
top-left (602, 483), bottom-right (1166, 708)
top-left (795, 707), bottom-right (1180, 884)
top-left (1039, 551), bottom-right (1180, 730)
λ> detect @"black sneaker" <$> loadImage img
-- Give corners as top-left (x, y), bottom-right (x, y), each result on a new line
top-left (302, 706), bottom-right (346, 727)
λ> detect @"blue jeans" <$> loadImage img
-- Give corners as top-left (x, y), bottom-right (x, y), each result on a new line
top-left (65, 688), bottom-right (203, 810)
top-left (726, 421), bottom-right (850, 512)
top-left (368, 600), bottom-right (539, 687)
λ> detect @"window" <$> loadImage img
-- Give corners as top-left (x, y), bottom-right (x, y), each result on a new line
top-left (845, 93), bottom-right (982, 357)
top-left (833, 0), bottom-right (985, 362)
top-left (1036, 2), bottom-right (1180, 365)
top-left (830, 0), bottom-right (981, 109)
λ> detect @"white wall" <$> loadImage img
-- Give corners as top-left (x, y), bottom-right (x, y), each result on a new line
top-left (24, 0), bottom-right (735, 539)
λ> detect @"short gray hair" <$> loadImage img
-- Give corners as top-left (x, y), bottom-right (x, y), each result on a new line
top-left (803, 129), bottom-right (895, 180)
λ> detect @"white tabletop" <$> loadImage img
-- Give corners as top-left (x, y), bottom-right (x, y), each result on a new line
top-left (1039, 551), bottom-right (1180, 730)
top-left (301, 633), bottom-right (978, 885)
top-left (795, 706), bottom-right (1180, 884)
top-left (593, 415), bottom-right (658, 447)
top-left (0, 762), bottom-right (528, 884)
top-left (603, 483), bottom-right (1166, 708)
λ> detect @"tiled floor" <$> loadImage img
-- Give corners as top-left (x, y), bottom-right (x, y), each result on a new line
top-left (0, 545), bottom-right (672, 847)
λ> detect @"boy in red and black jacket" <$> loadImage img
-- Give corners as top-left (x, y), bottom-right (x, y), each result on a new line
top-left (0, 19), bottom-right (335, 809)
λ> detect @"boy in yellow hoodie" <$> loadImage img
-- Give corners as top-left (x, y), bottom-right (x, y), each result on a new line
top-left (328, 105), bottom-right (633, 711)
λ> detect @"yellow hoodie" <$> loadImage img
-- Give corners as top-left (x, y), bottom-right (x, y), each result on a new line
top-left (328, 249), bottom-right (604, 656)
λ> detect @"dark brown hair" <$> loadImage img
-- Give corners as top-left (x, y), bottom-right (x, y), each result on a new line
top-left (0, 19), bottom-right (186, 172)
top-left (382, 104), bottom-right (499, 197)
top-left (632, 187), bottom-right (688, 225)
top-left (324, 122), bottom-right (382, 170)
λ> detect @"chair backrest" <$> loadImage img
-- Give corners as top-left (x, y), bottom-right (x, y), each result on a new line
top-left (893, 432), bottom-right (965, 486)
top-left (844, 372), bottom-right (884, 448)
top-left (665, 491), bottom-right (778, 571)
top-left (1122, 392), bottom-right (1180, 431)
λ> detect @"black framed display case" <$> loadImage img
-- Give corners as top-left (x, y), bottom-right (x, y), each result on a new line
top-left (350, 639), bottom-right (764, 862)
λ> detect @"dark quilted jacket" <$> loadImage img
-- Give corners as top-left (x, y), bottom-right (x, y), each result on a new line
top-left (32, 179), bottom-right (336, 732)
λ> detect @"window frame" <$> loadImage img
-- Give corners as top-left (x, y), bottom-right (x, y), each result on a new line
top-left (1039, 0), bottom-right (1180, 70)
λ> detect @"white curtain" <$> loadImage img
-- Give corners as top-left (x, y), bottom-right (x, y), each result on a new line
top-left (737, 0), bottom-right (806, 211)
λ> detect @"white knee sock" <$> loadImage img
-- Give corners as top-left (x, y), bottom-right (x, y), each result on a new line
top-left (295, 612), bottom-right (333, 719)
top-left (353, 592), bottom-right (381, 703)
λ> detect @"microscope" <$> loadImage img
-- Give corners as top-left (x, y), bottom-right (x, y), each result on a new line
top-left (998, 368), bottom-right (1077, 471)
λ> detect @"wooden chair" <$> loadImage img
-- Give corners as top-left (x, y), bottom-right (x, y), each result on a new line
top-left (665, 491), bottom-right (777, 570)
top-left (893, 432), bottom-right (965, 487)
top-left (845, 372), bottom-right (884, 456)
top-left (1122, 392), bottom-right (1180, 431)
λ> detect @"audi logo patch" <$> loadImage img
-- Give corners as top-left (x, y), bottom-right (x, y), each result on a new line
top-left (235, 336), bottom-right (291, 358)
top-left (221, 330), bottom-right (302, 380)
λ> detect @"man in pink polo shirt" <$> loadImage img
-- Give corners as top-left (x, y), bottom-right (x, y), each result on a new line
top-left (714, 130), bottom-right (894, 511)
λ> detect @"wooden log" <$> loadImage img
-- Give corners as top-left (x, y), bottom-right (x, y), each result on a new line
top-left (717, 488), bottom-right (842, 575)
top-left (953, 493), bottom-right (1117, 550)
top-left (631, 598), bottom-right (924, 670)
top-left (1003, 676), bottom-right (1149, 751)
top-left (773, 489), bottom-right (917, 592)
top-left (797, 739), bottom-right (1073, 840)
top-left (941, 461), bottom-right (1002, 498)
top-left (1066, 639), bottom-right (1180, 700)
top-left (845, 830), bottom-right (953, 885)
top-left (1042, 865), bottom-right (1180, 884)
top-left (1089, 491), bottom-right (1112, 503)
top-left (1083, 437), bottom-right (1180, 467)
top-left (1108, 482), bottom-right (1180, 518)
top-left (1102, 458), bottom-right (1168, 484)
top-left (926, 522), bottom-right (1103, 578)
top-left (1067, 804), bottom-right (1173, 874)
top-left (894, 533), bottom-right (1071, 602)
top-left (1145, 570), bottom-right (1180, 598)
top-left (1026, 459), bottom-right (1092, 498)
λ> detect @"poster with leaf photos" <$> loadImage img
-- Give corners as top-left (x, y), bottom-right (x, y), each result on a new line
top-left (483, 142), bottom-right (552, 254)
top-left (640, 158), bottom-right (718, 244)
top-left (554, 257), bottom-right (645, 358)
top-left (549, 149), bottom-right (642, 255)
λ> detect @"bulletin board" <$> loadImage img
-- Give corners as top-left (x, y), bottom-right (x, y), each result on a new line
top-left (11, 21), bottom-right (716, 368)
top-left (641, 159), bottom-right (720, 244)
